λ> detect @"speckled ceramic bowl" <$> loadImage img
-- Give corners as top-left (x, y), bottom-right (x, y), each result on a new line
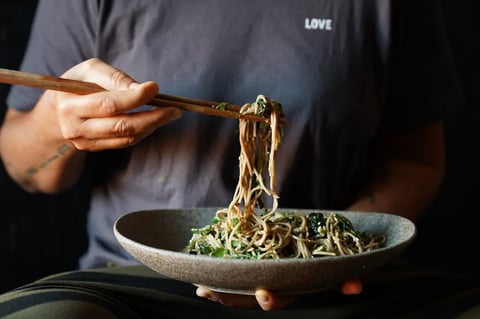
top-left (113, 208), bottom-right (416, 295)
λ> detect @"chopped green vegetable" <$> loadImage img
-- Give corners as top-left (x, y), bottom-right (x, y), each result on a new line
top-left (215, 102), bottom-right (228, 110)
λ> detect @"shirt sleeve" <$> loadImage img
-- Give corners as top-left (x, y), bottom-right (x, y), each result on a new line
top-left (6, 0), bottom-right (98, 111)
top-left (380, 0), bottom-right (465, 134)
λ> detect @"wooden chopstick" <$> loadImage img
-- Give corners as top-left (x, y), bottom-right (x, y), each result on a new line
top-left (0, 68), bottom-right (270, 123)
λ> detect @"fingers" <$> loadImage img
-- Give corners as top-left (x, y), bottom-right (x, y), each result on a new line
top-left (196, 281), bottom-right (363, 311)
top-left (196, 287), bottom-right (258, 309)
top-left (70, 107), bottom-right (181, 140)
top-left (196, 287), bottom-right (298, 311)
top-left (57, 81), bottom-right (159, 118)
top-left (67, 107), bottom-right (182, 150)
top-left (255, 289), bottom-right (298, 311)
top-left (52, 62), bottom-right (184, 151)
top-left (56, 85), bottom-right (183, 150)
top-left (62, 58), bottom-right (139, 91)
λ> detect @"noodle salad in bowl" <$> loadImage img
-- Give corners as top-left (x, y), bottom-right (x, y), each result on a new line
top-left (185, 210), bottom-right (384, 259)
top-left (114, 95), bottom-right (414, 295)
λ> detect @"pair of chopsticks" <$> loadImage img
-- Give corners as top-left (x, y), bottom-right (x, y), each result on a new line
top-left (0, 68), bottom-right (270, 123)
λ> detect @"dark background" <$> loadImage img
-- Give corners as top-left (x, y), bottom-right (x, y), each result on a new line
top-left (0, 1), bottom-right (478, 293)
top-left (0, 0), bottom-right (89, 292)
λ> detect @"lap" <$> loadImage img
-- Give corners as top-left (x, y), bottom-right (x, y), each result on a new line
top-left (0, 265), bottom-right (479, 319)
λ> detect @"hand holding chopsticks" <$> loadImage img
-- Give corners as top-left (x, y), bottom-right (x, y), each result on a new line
top-left (0, 68), bottom-right (271, 124)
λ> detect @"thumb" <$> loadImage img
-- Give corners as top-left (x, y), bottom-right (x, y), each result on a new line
top-left (255, 289), bottom-right (298, 311)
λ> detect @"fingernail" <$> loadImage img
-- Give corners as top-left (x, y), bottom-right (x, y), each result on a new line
top-left (129, 82), bottom-right (139, 89)
top-left (170, 108), bottom-right (182, 120)
top-left (196, 287), bottom-right (212, 299)
top-left (256, 291), bottom-right (270, 304)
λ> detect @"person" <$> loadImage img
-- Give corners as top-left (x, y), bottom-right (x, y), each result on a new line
top-left (0, 0), bottom-right (477, 317)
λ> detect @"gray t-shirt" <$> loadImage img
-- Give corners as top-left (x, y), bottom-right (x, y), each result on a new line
top-left (8, 0), bottom-right (462, 268)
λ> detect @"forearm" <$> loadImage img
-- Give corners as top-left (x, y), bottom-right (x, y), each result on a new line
top-left (348, 159), bottom-right (443, 221)
top-left (348, 121), bottom-right (445, 222)
top-left (0, 98), bottom-right (86, 193)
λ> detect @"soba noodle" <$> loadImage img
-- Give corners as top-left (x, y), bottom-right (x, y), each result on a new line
top-left (184, 95), bottom-right (384, 259)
